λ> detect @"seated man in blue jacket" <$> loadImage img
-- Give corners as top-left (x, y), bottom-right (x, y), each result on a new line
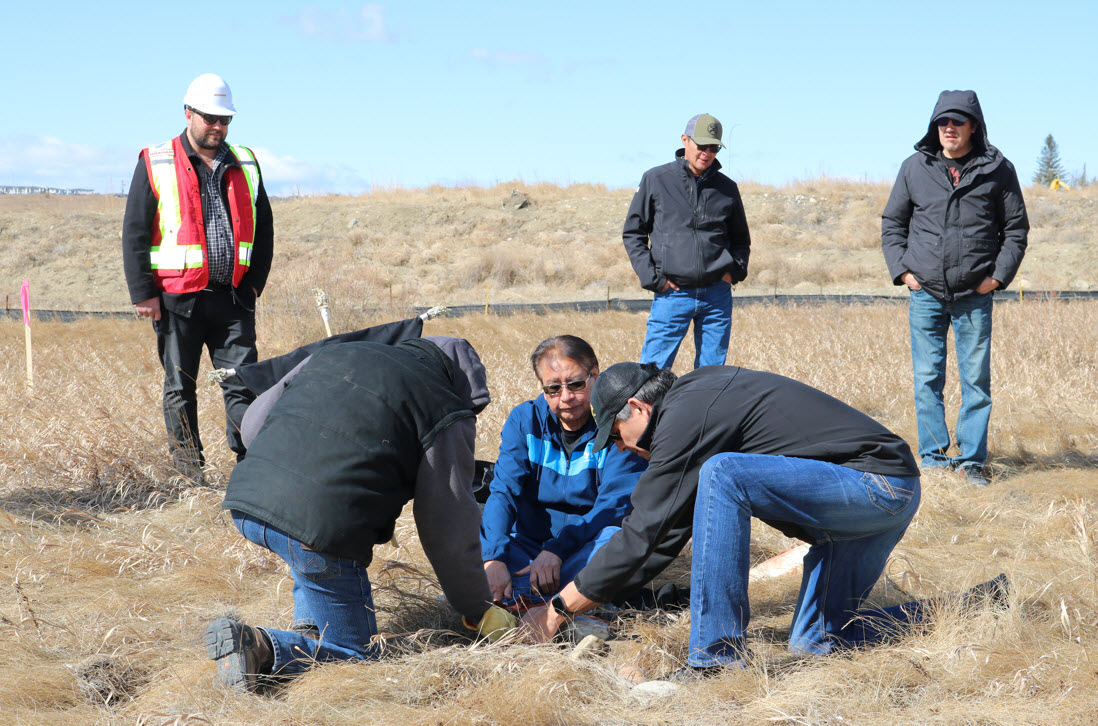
top-left (481, 335), bottom-right (648, 607)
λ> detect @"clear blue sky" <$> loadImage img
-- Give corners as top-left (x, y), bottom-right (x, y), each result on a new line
top-left (2, 1), bottom-right (1094, 196)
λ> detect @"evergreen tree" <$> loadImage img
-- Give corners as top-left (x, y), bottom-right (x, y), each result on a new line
top-left (1033, 134), bottom-right (1066, 186)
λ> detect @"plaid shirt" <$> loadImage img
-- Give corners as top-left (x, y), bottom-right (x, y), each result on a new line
top-left (197, 144), bottom-right (235, 287)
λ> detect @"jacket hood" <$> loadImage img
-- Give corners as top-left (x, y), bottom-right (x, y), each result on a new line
top-left (915, 90), bottom-right (991, 156)
top-left (422, 336), bottom-right (491, 414)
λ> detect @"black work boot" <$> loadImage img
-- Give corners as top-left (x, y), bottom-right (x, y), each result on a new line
top-left (205, 618), bottom-right (274, 692)
top-left (962, 573), bottom-right (1010, 612)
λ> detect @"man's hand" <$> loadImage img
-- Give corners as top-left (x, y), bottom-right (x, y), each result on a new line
top-left (519, 603), bottom-right (567, 643)
top-left (976, 277), bottom-right (1001, 295)
top-left (900, 272), bottom-right (922, 291)
top-left (484, 560), bottom-right (513, 603)
top-left (516, 550), bottom-right (562, 596)
top-left (661, 280), bottom-right (680, 292)
top-left (721, 271), bottom-right (734, 284)
top-left (135, 296), bottom-right (162, 321)
top-left (518, 581), bottom-right (597, 642)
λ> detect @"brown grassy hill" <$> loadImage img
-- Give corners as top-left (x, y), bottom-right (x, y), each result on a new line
top-left (1, 180), bottom-right (1095, 313)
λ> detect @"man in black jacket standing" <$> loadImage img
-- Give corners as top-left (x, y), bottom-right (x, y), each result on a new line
top-left (623, 114), bottom-right (750, 370)
top-left (122, 73), bottom-right (274, 480)
top-left (882, 90), bottom-right (1028, 486)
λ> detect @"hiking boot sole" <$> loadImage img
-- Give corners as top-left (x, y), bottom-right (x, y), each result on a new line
top-left (206, 618), bottom-right (257, 692)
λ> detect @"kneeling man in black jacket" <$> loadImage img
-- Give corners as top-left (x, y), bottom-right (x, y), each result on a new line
top-left (522, 362), bottom-right (1007, 681)
top-left (206, 337), bottom-right (514, 692)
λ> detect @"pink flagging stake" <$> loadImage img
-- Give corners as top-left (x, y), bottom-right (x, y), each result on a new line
top-left (20, 278), bottom-right (31, 326)
top-left (21, 279), bottom-right (33, 388)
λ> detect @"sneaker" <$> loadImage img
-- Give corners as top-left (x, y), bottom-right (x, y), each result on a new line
top-left (962, 573), bottom-right (1010, 611)
top-left (206, 618), bottom-right (274, 692)
top-left (920, 457), bottom-right (953, 471)
top-left (961, 465), bottom-right (991, 487)
top-left (559, 614), bottom-right (611, 642)
top-left (664, 664), bottom-right (723, 684)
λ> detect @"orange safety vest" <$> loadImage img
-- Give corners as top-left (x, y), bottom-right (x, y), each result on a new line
top-left (142, 136), bottom-right (260, 293)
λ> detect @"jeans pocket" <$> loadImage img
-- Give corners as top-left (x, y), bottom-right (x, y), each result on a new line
top-left (232, 286), bottom-right (256, 312)
top-left (288, 540), bottom-right (343, 580)
top-left (861, 472), bottom-right (916, 515)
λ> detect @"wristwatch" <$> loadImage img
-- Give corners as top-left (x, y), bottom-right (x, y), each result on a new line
top-left (550, 594), bottom-right (576, 620)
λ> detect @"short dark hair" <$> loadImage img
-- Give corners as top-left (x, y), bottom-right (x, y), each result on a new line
top-left (529, 335), bottom-right (598, 378)
top-left (616, 368), bottom-right (677, 420)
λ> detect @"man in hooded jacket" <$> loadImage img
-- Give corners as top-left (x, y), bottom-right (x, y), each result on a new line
top-left (881, 90), bottom-right (1029, 486)
top-left (205, 336), bottom-right (514, 692)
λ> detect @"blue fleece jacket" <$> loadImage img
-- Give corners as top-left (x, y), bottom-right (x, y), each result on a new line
top-left (480, 396), bottom-right (647, 563)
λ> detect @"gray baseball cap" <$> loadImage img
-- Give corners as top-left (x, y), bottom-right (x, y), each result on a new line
top-left (590, 362), bottom-right (661, 451)
top-left (684, 113), bottom-right (724, 147)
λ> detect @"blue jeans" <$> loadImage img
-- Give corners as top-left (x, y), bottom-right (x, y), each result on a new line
top-left (689, 453), bottom-right (921, 666)
top-left (232, 512), bottom-right (380, 679)
top-left (500, 526), bottom-right (620, 606)
top-left (908, 289), bottom-right (993, 469)
top-left (640, 282), bottom-right (732, 369)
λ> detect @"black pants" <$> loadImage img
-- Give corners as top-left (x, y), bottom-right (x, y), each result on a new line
top-left (154, 288), bottom-right (257, 470)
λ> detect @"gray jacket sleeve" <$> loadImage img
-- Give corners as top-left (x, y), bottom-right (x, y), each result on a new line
top-left (881, 165), bottom-right (915, 286)
top-left (413, 418), bottom-right (492, 621)
top-left (239, 355), bottom-right (312, 449)
top-left (622, 175), bottom-right (666, 292)
top-left (991, 161), bottom-right (1029, 289)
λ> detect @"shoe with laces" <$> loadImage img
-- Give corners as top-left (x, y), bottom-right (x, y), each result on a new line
top-left (205, 618), bottom-right (274, 692)
top-left (961, 465), bottom-right (991, 487)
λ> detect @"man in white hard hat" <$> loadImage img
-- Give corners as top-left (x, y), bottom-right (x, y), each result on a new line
top-left (122, 73), bottom-right (274, 480)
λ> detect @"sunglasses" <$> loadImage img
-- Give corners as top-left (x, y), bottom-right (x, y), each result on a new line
top-left (608, 430), bottom-right (622, 442)
top-left (690, 138), bottom-right (721, 153)
top-left (188, 106), bottom-right (233, 126)
top-left (541, 373), bottom-right (592, 397)
top-left (935, 117), bottom-right (968, 128)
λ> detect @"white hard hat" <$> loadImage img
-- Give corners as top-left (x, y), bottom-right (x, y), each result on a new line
top-left (183, 73), bottom-right (236, 116)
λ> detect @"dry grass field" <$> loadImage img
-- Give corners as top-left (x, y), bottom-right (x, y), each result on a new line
top-left (1, 182), bottom-right (1097, 725)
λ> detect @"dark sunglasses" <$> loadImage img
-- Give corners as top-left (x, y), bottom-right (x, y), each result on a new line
top-left (935, 116), bottom-right (968, 128)
top-left (188, 106), bottom-right (233, 126)
top-left (608, 430), bottom-right (622, 442)
top-left (690, 138), bottom-right (721, 153)
top-left (541, 373), bottom-right (592, 397)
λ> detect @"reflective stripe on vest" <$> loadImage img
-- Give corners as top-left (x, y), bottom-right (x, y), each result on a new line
top-left (231, 144), bottom-right (260, 263)
top-left (147, 141), bottom-right (204, 271)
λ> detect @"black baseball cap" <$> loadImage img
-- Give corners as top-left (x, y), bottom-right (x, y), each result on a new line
top-left (591, 362), bottom-right (661, 451)
top-left (932, 109), bottom-right (974, 124)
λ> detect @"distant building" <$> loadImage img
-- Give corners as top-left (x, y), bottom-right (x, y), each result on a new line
top-left (0, 186), bottom-right (95, 195)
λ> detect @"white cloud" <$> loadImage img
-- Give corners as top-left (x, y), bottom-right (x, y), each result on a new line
top-left (0, 136), bottom-right (133, 192)
top-left (284, 3), bottom-right (392, 43)
top-left (0, 136), bottom-right (372, 196)
top-left (251, 147), bottom-right (372, 196)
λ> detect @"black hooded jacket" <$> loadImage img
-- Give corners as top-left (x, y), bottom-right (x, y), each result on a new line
top-left (881, 90), bottom-right (1029, 302)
